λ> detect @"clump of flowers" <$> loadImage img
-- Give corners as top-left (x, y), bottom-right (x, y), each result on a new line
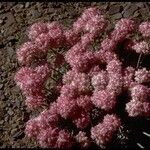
top-left (15, 7), bottom-right (150, 149)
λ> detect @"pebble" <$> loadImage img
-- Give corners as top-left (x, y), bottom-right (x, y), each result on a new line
top-left (0, 19), bottom-right (4, 24)
top-left (0, 120), bottom-right (4, 125)
top-left (109, 5), bottom-right (121, 15)
top-left (0, 84), bottom-right (3, 89)
top-left (11, 128), bottom-right (17, 135)
top-left (123, 5), bottom-right (138, 18)
top-left (8, 109), bottom-right (14, 116)
top-left (25, 2), bottom-right (30, 8)
top-left (112, 13), bottom-right (122, 20)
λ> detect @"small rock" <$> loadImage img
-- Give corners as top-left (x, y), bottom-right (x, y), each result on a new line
top-left (123, 5), bottom-right (138, 18)
top-left (0, 19), bottom-right (4, 24)
top-left (112, 13), bottom-right (122, 20)
top-left (8, 109), bottom-right (14, 116)
top-left (31, 9), bottom-right (41, 19)
top-left (0, 84), bottom-right (3, 89)
top-left (7, 47), bottom-right (14, 58)
top-left (25, 2), bottom-right (30, 8)
top-left (109, 5), bottom-right (121, 15)
top-left (12, 130), bottom-right (24, 140)
top-left (0, 120), bottom-right (4, 125)
top-left (11, 128), bottom-right (18, 135)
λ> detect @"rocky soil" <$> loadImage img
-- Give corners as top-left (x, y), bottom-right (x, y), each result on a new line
top-left (0, 2), bottom-right (150, 148)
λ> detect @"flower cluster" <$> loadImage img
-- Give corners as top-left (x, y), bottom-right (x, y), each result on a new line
top-left (15, 7), bottom-right (150, 149)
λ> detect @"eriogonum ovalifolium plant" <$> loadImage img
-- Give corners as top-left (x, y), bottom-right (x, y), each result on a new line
top-left (14, 7), bottom-right (150, 149)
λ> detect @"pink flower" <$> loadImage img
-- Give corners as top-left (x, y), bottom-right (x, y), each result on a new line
top-left (47, 21), bottom-right (64, 48)
top-left (25, 94), bottom-right (46, 109)
top-left (139, 21), bottom-right (150, 37)
top-left (73, 17), bottom-right (86, 33)
top-left (72, 109), bottom-right (90, 129)
top-left (63, 70), bottom-right (91, 93)
top-left (60, 84), bottom-right (78, 99)
top-left (123, 66), bottom-right (135, 89)
top-left (95, 50), bottom-right (118, 64)
top-left (130, 84), bottom-right (150, 101)
top-left (91, 90), bottom-right (116, 111)
top-left (81, 7), bottom-right (101, 22)
top-left (64, 29), bottom-right (80, 47)
top-left (132, 41), bottom-right (150, 54)
top-left (14, 64), bottom-right (50, 96)
top-left (91, 114), bottom-right (121, 148)
top-left (76, 95), bottom-right (92, 111)
top-left (84, 14), bottom-right (106, 35)
top-left (27, 21), bottom-right (48, 40)
top-left (126, 100), bottom-right (150, 117)
top-left (80, 32), bottom-right (95, 48)
top-left (40, 102), bottom-right (58, 126)
top-left (37, 127), bottom-right (59, 148)
top-left (56, 96), bottom-right (77, 119)
top-left (135, 68), bottom-right (150, 83)
top-left (16, 42), bottom-right (48, 65)
top-left (111, 30), bottom-right (130, 42)
top-left (114, 18), bottom-right (135, 33)
top-left (66, 50), bottom-right (96, 72)
top-left (34, 33), bottom-right (51, 50)
top-left (88, 65), bottom-right (101, 77)
top-left (101, 38), bottom-right (116, 52)
top-left (56, 130), bottom-right (73, 148)
top-left (91, 70), bottom-right (108, 90)
top-left (25, 118), bottom-right (40, 138)
top-left (107, 59), bottom-right (123, 94)
top-left (75, 131), bottom-right (90, 148)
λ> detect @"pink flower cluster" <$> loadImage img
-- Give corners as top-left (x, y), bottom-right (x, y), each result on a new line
top-left (91, 114), bottom-right (121, 148)
top-left (15, 7), bottom-right (150, 149)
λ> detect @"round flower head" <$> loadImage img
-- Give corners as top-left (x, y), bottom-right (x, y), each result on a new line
top-left (60, 84), bottom-right (78, 99)
top-left (27, 21), bottom-right (48, 40)
top-left (25, 94), bottom-right (46, 109)
top-left (47, 21), bottom-right (64, 48)
top-left (34, 33), bottom-right (51, 50)
top-left (135, 68), bottom-right (150, 83)
top-left (56, 96), bottom-right (77, 119)
top-left (14, 64), bottom-right (50, 96)
top-left (40, 102), bottom-right (58, 126)
top-left (91, 70), bottom-right (108, 90)
top-left (55, 130), bottom-right (73, 148)
top-left (123, 66), bottom-right (135, 89)
top-left (76, 95), bottom-right (92, 112)
top-left (25, 118), bottom-right (40, 138)
top-left (16, 41), bottom-right (48, 65)
top-left (81, 7), bottom-right (101, 22)
top-left (63, 70), bottom-right (91, 94)
top-left (75, 131), bottom-right (90, 148)
top-left (91, 114), bottom-right (121, 148)
top-left (126, 100), bottom-right (150, 117)
top-left (84, 14), bottom-right (106, 35)
top-left (107, 59), bottom-right (122, 94)
top-left (64, 29), bottom-right (80, 47)
top-left (139, 21), bottom-right (150, 37)
top-left (101, 38), bottom-right (116, 52)
top-left (130, 84), bottom-right (150, 101)
top-left (114, 18), bottom-right (135, 33)
top-left (91, 90), bottom-right (116, 111)
top-left (37, 127), bottom-right (59, 148)
top-left (132, 41), bottom-right (150, 54)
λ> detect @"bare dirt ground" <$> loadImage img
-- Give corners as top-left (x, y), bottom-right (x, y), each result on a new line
top-left (0, 2), bottom-right (150, 148)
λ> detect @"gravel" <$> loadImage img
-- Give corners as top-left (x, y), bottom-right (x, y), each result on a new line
top-left (0, 1), bottom-right (150, 149)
